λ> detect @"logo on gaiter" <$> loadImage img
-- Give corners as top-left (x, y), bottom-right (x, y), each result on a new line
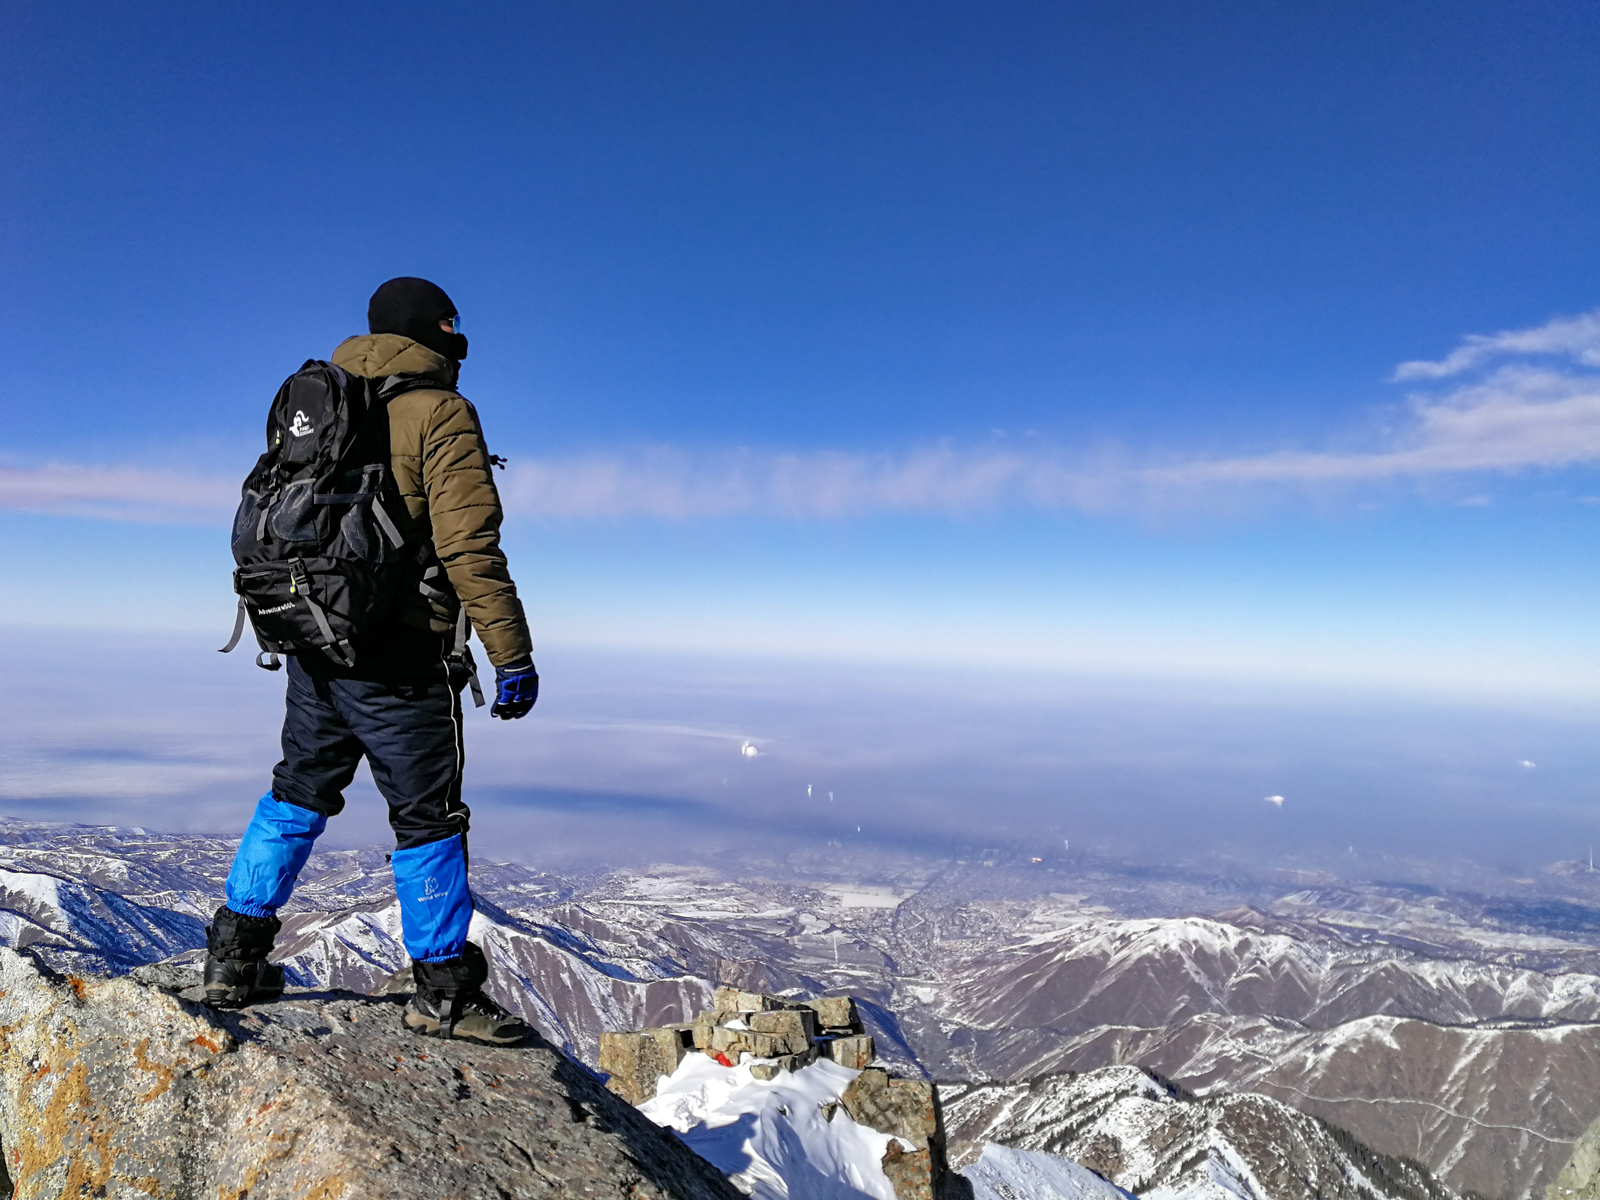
top-left (419, 875), bottom-right (444, 902)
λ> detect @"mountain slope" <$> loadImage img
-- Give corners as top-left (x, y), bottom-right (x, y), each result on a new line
top-left (917, 909), bottom-right (1600, 1198)
top-left (938, 915), bottom-right (1600, 1040)
top-left (941, 1066), bottom-right (1463, 1200)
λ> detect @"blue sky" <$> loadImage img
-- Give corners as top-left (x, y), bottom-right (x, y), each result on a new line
top-left (4, 1), bottom-right (1598, 696)
top-left (4, 3), bottom-right (1600, 867)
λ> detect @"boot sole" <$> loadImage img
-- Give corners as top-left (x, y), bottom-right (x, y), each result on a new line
top-left (403, 1009), bottom-right (529, 1045)
top-left (204, 984), bottom-right (284, 1010)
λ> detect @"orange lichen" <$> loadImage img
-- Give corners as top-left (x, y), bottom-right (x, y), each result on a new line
top-left (133, 1037), bottom-right (177, 1102)
top-left (11, 1051), bottom-right (115, 1196)
top-left (247, 1097), bottom-right (284, 1125)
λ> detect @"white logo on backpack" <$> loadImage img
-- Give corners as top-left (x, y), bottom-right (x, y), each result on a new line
top-left (289, 410), bottom-right (314, 437)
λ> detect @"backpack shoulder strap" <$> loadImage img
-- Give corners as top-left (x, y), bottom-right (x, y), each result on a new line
top-left (376, 372), bottom-right (453, 402)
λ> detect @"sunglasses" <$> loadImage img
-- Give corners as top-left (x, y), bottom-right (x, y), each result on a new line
top-left (441, 315), bottom-right (462, 333)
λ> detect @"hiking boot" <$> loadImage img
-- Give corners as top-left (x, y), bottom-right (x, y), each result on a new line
top-left (202, 904), bottom-right (284, 1009)
top-left (405, 985), bottom-right (530, 1043)
top-left (403, 941), bottom-right (530, 1044)
top-left (204, 956), bottom-right (286, 1008)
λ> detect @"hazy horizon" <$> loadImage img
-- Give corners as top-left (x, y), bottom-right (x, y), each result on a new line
top-left (6, 627), bottom-right (1598, 889)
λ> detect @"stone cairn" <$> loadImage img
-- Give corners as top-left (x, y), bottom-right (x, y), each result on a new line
top-left (601, 987), bottom-right (955, 1200)
top-left (600, 986), bottom-right (875, 1103)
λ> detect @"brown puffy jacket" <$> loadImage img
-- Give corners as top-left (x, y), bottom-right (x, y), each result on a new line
top-left (329, 333), bottom-right (532, 669)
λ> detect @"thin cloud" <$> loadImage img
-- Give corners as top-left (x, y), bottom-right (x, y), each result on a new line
top-left (495, 445), bottom-right (1119, 520)
top-left (6, 309), bottom-right (1600, 524)
top-left (503, 342), bottom-right (1600, 505)
top-left (0, 463), bottom-right (236, 524)
top-left (1394, 309), bottom-right (1600, 380)
top-left (1143, 367), bottom-right (1600, 484)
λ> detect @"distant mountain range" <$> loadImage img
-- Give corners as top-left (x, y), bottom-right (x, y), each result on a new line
top-left (6, 816), bottom-right (1600, 1199)
top-left (921, 907), bottom-right (1600, 1200)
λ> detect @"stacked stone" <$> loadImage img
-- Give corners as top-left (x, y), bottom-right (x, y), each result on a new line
top-left (599, 986), bottom-right (876, 1104)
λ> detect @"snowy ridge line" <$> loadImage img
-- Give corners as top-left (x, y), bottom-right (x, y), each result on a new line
top-left (941, 1066), bottom-right (1467, 1200)
top-left (982, 1008), bottom-right (1600, 1041)
top-left (1265, 1083), bottom-right (1573, 1145)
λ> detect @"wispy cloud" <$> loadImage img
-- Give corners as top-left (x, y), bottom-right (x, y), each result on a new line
top-left (1393, 310), bottom-right (1600, 379)
top-left (1145, 365), bottom-right (1600, 483)
top-left (0, 463), bottom-right (236, 524)
top-left (496, 445), bottom-right (1119, 519)
top-left (507, 311), bottom-right (1600, 509)
top-left (6, 309), bottom-right (1600, 524)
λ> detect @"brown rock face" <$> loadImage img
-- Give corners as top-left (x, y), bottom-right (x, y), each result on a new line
top-left (0, 949), bottom-right (739, 1200)
top-left (748, 1008), bottom-right (817, 1050)
top-left (842, 1069), bottom-right (942, 1148)
top-left (827, 1034), bottom-right (877, 1070)
top-left (1549, 1112), bottom-right (1600, 1200)
top-left (600, 1026), bottom-right (692, 1106)
top-left (807, 995), bottom-right (860, 1030)
top-left (840, 1069), bottom-right (953, 1200)
top-left (881, 1141), bottom-right (937, 1200)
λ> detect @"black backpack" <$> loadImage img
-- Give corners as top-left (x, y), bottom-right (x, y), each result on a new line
top-left (220, 361), bottom-right (440, 671)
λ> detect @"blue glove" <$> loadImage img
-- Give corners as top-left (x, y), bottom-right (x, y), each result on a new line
top-left (491, 660), bottom-right (539, 720)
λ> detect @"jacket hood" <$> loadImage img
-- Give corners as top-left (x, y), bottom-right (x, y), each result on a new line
top-left (331, 334), bottom-right (457, 386)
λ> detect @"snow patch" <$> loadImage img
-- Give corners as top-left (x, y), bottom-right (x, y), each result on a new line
top-left (822, 886), bottom-right (909, 910)
top-left (0, 868), bottom-right (64, 910)
top-left (640, 1053), bottom-right (901, 1199)
top-left (964, 1145), bottom-right (1133, 1200)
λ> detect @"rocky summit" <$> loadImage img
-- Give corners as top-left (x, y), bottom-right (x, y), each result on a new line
top-left (0, 948), bottom-right (741, 1200)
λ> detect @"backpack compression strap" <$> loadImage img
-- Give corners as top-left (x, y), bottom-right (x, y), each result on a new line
top-left (219, 597), bottom-right (284, 671)
top-left (290, 559), bottom-right (356, 668)
top-left (454, 607), bottom-right (486, 708)
top-left (220, 598), bottom-right (247, 654)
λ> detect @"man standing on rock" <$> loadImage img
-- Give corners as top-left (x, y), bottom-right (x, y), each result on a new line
top-left (203, 277), bottom-right (538, 1044)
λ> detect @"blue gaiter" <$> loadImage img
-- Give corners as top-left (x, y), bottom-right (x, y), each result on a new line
top-left (224, 792), bottom-right (328, 917)
top-left (391, 833), bottom-right (473, 963)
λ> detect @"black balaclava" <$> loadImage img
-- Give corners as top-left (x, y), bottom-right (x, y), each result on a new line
top-left (367, 277), bottom-right (469, 362)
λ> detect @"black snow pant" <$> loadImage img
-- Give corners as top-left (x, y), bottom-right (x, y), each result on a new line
top-left (270, 656), bottom-right (471, 851)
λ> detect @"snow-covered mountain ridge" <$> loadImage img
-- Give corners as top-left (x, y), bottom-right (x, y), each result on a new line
top-left (941, 1065), bottom-right (1463, 1200)
top-left (913, 903), bottom-right (1600, 1200)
